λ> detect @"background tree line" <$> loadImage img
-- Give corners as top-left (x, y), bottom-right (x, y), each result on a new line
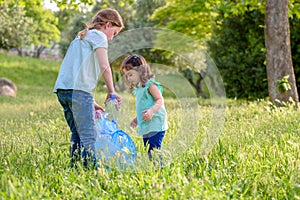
top-left (1, 0), bottom-right (299, 104)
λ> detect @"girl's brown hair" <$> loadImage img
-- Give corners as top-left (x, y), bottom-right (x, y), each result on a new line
top-left (78, 8), bottom-right (124, 39)
top-left (120, 54), bottom-right (154, 92)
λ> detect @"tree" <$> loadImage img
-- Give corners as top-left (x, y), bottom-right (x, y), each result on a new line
top-left (265, 0), bottom-right (299, 106)
top-left (0, 0), bottom-right (60, 57)
top-left (22, 0), bottom-right (60, 57)
top-left (53, 0), bottom-right (94, 10)
top-left (0, 4), bottom-right (35, 54)
top-left (128, 0), bottom-right (165, 28)
top-left (152, 0), bottom-right (211, 44)
top-left (151, 0), bottom-right (213, 98)
top-left (152, 0), bottom-right (268, 98)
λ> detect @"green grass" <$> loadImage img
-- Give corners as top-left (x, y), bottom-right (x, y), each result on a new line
top-left (1, 52), bottom-right (300, 199)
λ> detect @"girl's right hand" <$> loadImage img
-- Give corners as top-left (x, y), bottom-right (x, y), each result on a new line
top-left (130, 118), bottom-right (137, 128)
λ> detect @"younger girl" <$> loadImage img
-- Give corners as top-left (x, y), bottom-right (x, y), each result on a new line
top-left (53, 8), bottom-right (124, 168)
top-left (120, 54), bottom-right (168, 161)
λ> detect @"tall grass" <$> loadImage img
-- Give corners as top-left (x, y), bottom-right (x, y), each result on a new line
top-left (1, 52), bottom-right (300, 199)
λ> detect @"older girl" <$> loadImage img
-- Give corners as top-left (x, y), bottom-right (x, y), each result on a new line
top-left (53, 8), bottom-right (124, 168)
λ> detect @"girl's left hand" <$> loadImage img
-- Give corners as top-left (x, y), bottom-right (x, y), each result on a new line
top-left (142, 109), bottom-right (153, 121)
top-left (130, 118), bottom-right (137, 128)
top-left (104, 92), bottom-right (122, 106)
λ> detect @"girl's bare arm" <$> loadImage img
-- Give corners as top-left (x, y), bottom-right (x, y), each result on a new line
top-left (142, 83), bottom-right (163, 121)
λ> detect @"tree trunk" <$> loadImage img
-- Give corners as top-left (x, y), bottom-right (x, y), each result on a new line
top-left (180, 69), bottom-right (209, 99)
top-left (265, 0), bottom-right (299, 107)
top-left (17, 47), bottom-right (23, 56)
top-left (34, 45), bottom-right (46, 58)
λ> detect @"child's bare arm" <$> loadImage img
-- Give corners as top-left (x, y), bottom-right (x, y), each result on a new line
top-left (142, 84), bottom-right (163, 121)
top-left (95, 48), bottom-right (122, 105)
top-left (95, 48), bottom-right (115, 93)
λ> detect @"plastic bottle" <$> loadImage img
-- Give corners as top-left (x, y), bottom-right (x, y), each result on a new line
top-left (106, 94), bottom-right (119, 123)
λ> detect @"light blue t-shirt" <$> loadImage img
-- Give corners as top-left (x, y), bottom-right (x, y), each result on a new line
top-left (134, 78), bottom-right (168, 136)
top-left (53, 29), bottom-right (108, 93)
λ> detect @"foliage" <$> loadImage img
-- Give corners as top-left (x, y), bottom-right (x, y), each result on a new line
top-left (152, 0), bottom-right (212, 43)
top-left (22, 0), bottom-right (60, 56)
top-left (210, 0), bottom-right (265, 15)
top-left (127, 0), bottom-right (165, 28)
top-left (207, 10), bottom-right (267, 99)
top-left (150, 0), bottom-right (300, 99)
top-left (55, 8), bottom-right (77, 32)
top-left (149, 0), bottom-right (212, 97)
top-left (1, 53), bottom-right (300, 199)
top-left (289, 0), bottom-right (300, 17)
top-left (290, 15), bottom-right (300, 96)
top-left (58, 13), bottom-right (87, 56)
top-left (277, 75), bottom-right (292, 93)
top-left (0, 0), bottom-right (60, 57)
top-left (0, 4), bottom-right (35, 51)
top-left (52, 0), bottom-right (94, 11)
top-left (208, 1), bottom-right (300, 98)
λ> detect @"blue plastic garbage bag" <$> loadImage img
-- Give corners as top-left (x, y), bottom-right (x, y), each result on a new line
top-left (94, 112), bottom-right (136, 168)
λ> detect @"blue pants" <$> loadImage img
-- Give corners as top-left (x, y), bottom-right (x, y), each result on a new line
top-left (56, 89), bottom-right (97, 167)
top-left (143, 131), bottom-right (165, 161)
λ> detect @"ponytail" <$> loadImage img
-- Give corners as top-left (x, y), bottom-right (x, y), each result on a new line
top-left (78, 29), bottom-right (88, 40)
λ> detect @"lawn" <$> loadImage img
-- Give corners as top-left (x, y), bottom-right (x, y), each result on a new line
top-left (0, 52), bottom-right (300, 199)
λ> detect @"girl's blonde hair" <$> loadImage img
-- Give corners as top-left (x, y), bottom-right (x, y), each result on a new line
top-left (78, 8), bottom-right (124, 39)
top-left (120, 54), bottom-right (154, 92)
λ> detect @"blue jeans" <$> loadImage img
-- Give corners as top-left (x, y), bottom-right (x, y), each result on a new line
top-left (143, 131), bottom-right (165, 161)
top-left (56, 89), bottom-right (97, 167)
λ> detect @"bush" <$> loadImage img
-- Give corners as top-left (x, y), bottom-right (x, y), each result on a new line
top-left (208, 10), bottom-right (268, 99)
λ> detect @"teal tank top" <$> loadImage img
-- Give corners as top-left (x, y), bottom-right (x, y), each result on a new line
top-left (134, 78), bottom-right (168, 135)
